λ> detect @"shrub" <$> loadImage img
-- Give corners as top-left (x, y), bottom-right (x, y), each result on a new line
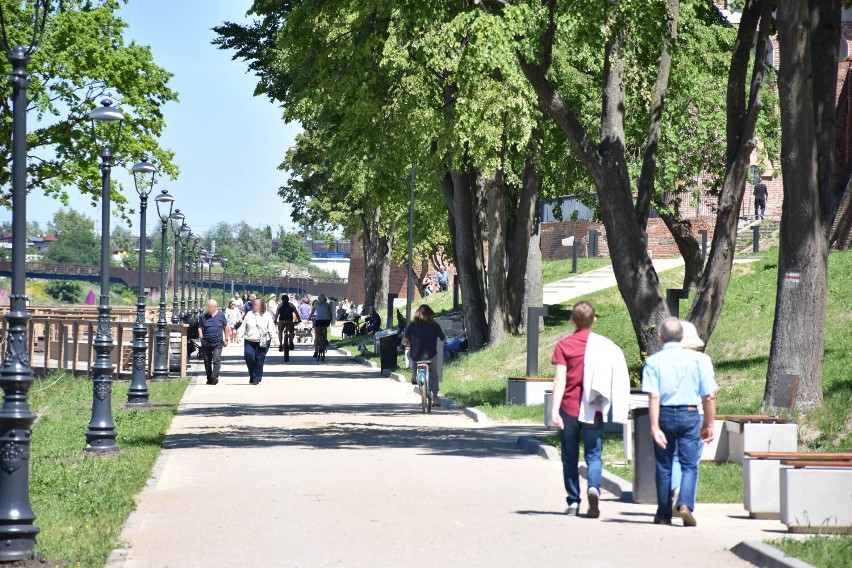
top-left (44, 280), bottom-right (83, 304)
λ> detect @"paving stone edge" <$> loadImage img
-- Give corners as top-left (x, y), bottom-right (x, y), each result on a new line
top-left (730, 541), bottom-right (817, 568)
top-left (334, 345), bottom-right (488, 423)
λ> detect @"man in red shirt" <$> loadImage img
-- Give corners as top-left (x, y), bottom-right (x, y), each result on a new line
top-left (550, 301), bottom-right (604, 518)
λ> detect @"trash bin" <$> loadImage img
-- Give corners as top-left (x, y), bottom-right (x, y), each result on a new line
top-left (544, 390), bottom-right (555, 429)
top-left (375, 330), bottom-right (399, 371)
top-left (631, 407), bottom-right (658, 504)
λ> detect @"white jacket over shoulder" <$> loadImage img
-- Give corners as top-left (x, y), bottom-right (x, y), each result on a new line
top-left (579, 332), bottom-right (630, 425)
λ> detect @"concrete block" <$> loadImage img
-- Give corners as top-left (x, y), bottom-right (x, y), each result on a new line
top-left (743, 456), bottom-right (782, 519)
top-left (780, 465), bottom-right (852, 533)
top-left (623, 418), bottom-right (727, 463)
top-left (506, 378), bottom-right (551, 406)
top-left (726, 422), bottom-right (798, 464)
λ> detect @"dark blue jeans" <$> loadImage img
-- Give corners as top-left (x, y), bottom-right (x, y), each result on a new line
top-left (654, 407), bottom-right (702, 519)
top-left (559, 410), bottom-right (604, 505)
top-left (244, 341), bottom-right (269, 383)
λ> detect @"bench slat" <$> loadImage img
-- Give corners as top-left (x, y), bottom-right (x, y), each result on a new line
top-left (747, 452), bottom-right (852, 460)
top-left (781, 460), bottom-right (852, 468)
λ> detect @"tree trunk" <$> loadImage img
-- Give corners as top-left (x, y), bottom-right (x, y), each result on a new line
top-left (520, 200), bottom-right (543, 332)
top-left (485, 169), bottom-right (510, 343)
top-left (449, 168), bottom-right (489, 350)
top-left (507, 135), bottom-right (544, 332)
top-left (361, 207), bottom-right (393, 313)
top-left (764, 0), bottom-right (838, 411)
top-left (659, 213), bottom-right (704, 289)
top-left (688, 0), bottom-right (772, 342)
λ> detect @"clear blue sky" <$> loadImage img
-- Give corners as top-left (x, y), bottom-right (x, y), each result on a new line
top-left (2, 0), bottom-right (301, 237)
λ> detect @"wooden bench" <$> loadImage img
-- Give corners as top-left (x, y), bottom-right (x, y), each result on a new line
top-left (725, 416), bottom-right (797, 464)
top-left (744, 452), bottom-right (852, 520)
top-left (779, 458), bottom-right (852, 533)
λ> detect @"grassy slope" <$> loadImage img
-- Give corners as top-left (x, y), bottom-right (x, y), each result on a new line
top-left (441, 248), bottom-right (852, 451)
top-left (30, 375), bottom-right (188, 565)
top-left (771, 537), bottom-right (852, 568)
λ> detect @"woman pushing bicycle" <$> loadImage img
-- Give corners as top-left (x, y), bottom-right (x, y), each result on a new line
top-left (401, 305), bottom-right (446, 408)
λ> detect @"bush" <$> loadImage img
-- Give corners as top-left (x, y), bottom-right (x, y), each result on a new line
top-left (44, 280), bottom-right (82, 304)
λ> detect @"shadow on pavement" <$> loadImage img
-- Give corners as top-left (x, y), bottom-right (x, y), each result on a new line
top-left (163, 420), bottom-right (534, 459)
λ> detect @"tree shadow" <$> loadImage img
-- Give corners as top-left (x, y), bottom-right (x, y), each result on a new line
top-left (714, 356), bottom-right (769, 372)
top-left (163, 420), bottom-right (532, 459)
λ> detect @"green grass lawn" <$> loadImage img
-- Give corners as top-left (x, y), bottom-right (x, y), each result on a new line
top-left (771, 536), bottom-right (852, 568)
top-left (542, 258), bottom-right (613, 284)
top-left (29, 374), bottom-right (188, 565)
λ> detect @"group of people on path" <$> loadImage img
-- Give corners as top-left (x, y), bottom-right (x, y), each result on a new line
top-left (198, 292), bottom-right (336, 386)
top-left (550, 301), bottom-right (717, 526)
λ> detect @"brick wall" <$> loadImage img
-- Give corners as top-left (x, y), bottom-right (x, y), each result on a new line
top-left (346, 235), bottom-right (458, 303)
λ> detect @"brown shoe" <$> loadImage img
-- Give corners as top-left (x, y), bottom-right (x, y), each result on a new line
top-left (677, 505), bottom-right (696, 527)
top-left (431, 393), bottom-right (441, 407)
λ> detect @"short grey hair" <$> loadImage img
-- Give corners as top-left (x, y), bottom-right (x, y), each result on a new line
top-left (207, 299), bottom-right (217, 308)
top-left (659, 317), bottom-right (683, 343)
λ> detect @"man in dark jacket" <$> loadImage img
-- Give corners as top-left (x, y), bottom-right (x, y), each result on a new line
top-left (753, 181), bottom-right (768, 220)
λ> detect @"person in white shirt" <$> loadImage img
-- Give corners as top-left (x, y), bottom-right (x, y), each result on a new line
top-left (237, 297), bottom-right (277, 385)
top-left (224, 301), bottom-right (242, 344)
top-left (267, 294), bottom-right (279, 321)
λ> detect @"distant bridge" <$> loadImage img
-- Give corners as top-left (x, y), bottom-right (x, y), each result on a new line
top-left (0, 262), bottom-right (348, 299)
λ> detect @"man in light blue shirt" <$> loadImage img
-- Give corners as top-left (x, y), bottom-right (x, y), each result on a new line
top-left (642, 318), bottom-right (717, 527)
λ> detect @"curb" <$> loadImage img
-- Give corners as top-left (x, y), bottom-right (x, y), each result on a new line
top-left (515, 437), bottom-right (633, 500)
top-left (337, 347), bottom-right (489, 423)
top-left (518, 435), bottom-right (560, 461)
top-left (731, 541), bottom-right (816, 568)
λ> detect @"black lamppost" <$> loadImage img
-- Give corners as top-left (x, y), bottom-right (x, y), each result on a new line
top-left (0, 0), bottom-right (52, 559)
top-left (152, 190), bottom-right (175, 381)
top-left (85, 99), bottom-right (125, 453)
top-left (198, 248), bottom-right (206, 305)
top-left (242, 261), bottom-right (248, 293)
top-left (178, 228), bottom-right (190, 321)
top-left (221, 258), bottom-right (228, 306)
top-left (127, 157), bottom-right (157, 407)
top-left (194, 241), bottom-right (203, 314)
top-left (185, 235), bottom-right (196, 318)
top-left (207, 257), bottom-right (214, 301)
top-left (169, 211), bottom-right (185, 323)
top-left (261, 264), bottom-right (268, 296)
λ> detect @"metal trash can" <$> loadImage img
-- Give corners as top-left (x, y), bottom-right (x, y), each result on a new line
top-left (544, 390), bottom-right (555, 429)
top-left (375, 330), bottom-right (399, 371)
top-left (631, 407), bottom-right (658, 504)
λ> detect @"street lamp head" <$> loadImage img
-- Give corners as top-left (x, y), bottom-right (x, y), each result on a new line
top-left (154, 189), bottom-right (175, 221)
top-left (0, 0), bottom-right (52, 57)
top-left (89, 99), bottom-right (125, 161)
top-left (131, 157), bottom-right (157, 197)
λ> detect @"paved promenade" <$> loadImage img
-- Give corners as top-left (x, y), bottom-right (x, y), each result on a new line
top-left (108, 343), bottom-right (781, 568)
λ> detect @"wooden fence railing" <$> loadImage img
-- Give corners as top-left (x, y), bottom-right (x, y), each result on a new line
top-left (0, 317), bottom-right (189, 379)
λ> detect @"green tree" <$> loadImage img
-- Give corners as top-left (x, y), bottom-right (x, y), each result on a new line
top-left (45, 279), bottom-right (83, 303)
top-left (0, 0), bottom-right (179, 214)
top-left (44, 209), bottom-right (100, 265)
top-left (275, 232), bottom-right (313, 265)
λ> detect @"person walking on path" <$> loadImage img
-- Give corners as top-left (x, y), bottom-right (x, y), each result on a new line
top-left (238, 297), bottom-right (277, 385)
top-left (198, 300), bottom-right (229, 385)
top-left (669, 321), bottom-right (713, 506)
top-left (753, 181), bottom-right (768, 220)
top-left (401, 305), bottom-right (446, 407)
top-left (549, 301), bottom-right (630, 518)
top-left (643, 318), bottom-right (717, 527)
top-left (225, 301), bottom-right (241, 344)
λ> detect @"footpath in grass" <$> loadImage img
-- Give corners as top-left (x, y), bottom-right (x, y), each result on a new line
top-left (29, 374), bottom-right (188, 566)
top-left (542, 258), bottom-right (613, 284)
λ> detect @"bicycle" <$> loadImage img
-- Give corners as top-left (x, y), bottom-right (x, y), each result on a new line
top-left (416, 360), bottom-right (432, 414)
top-left (314, 324), bottom-right (328, 362)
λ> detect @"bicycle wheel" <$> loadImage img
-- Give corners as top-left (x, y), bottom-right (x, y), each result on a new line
top-left (420, 381), bottom-right (428, 414)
